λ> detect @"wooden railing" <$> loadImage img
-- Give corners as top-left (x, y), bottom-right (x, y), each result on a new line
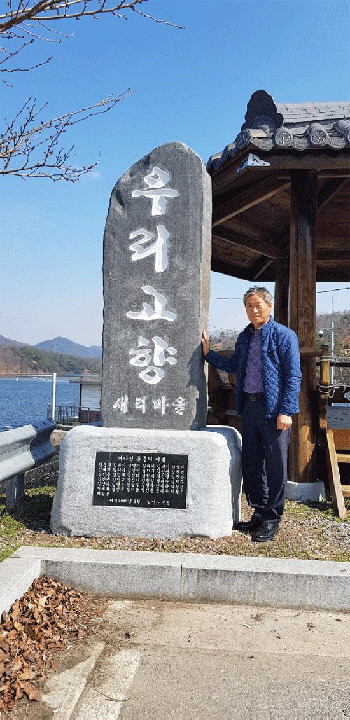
top-left (316, 345), bottom-right (349, 518)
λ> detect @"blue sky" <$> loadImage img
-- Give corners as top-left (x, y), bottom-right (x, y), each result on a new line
top-left (1, 0), bottom-right (349, 345)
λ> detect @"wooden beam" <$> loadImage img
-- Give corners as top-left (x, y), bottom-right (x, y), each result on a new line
top-left (249, 232), bottom-right (289, 280)
top-left (211, 155), bottom-right (273, 194)
top-left (289, 170), bottom-right (318, 484)
top-left (299, 347), bottom-right (324, 357)
top-left (222, 217), bottom-right (267, 239)
top-left (210, 149), bottom-right (350, 194)
top-left (318, 170), bottom-right (350, 178)
top-left (278, 171), bottom-right (350, 180)
top-left (212, 175), bottom-right (290, 227)
top-left (210, 258), bottom-right (251, 280)
top-left (212, 226), bottom-right (282, 260)
top-left (317, 251), bottom-right (350, 262)
top-left (274, 253), bottom-right (289, 326)
top-left (251, 256), bottom-right (274, 280)
top-left (317, 177), bottom-right (350, 211)
top-left (254, 151), bottom-right (350, 173)
top-left (337, 452), bottom-right (350, 463)
top-left (317, 267), bottom-right (350, 281)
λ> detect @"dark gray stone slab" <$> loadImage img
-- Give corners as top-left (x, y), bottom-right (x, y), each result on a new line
top-left (102, 142), bottom-right (212, 429)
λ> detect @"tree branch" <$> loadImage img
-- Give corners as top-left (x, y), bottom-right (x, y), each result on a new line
top-left (0, 90), bottom-right (133, 180)
top-left (0, 0), bottom-right (184, 180)
top-left (0, 0), bottom-right (184, 33)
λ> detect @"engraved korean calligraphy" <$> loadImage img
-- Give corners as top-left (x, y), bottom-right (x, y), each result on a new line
top-left (93, 451), bottom-right (188, 509)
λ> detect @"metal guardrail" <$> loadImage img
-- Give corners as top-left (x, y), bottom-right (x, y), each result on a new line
top-left (0, 419), bottom-right (56, 510)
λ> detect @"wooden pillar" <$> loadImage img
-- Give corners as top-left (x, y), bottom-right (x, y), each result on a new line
top-left (274, 253), bottom-right (289, 327)
top-left (289, 171), bottom-right (318, 483)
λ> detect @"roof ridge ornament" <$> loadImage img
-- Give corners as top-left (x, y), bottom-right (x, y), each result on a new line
top-left (334, 119), bottom-right (350, 143)
top-left (308, 122), bottom-right (329, 146)
top-left (242, 90), bottom-right (284, 134)
top-left (275, 126), bottom-right (294, 147)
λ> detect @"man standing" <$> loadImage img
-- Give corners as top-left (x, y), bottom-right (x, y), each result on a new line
top-left (202, 287), bottom-right (301, 542)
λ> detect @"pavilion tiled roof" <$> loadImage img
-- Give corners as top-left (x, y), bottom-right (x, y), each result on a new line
top-left (207, 91), bottom-right (350, 171)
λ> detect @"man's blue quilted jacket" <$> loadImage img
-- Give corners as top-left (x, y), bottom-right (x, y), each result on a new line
top-left (205, 317), bottom-right (302, 418)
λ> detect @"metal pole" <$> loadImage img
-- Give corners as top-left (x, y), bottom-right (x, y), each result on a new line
top-left (52, 372), bottom-right (57, 421)
top-left (329, 296), bottom-right (335, 385)
top-left (330, 321), bottom-right (334, 385)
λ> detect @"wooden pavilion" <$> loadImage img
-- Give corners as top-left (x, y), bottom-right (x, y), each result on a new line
top-left (206, 90), bottom-right (350, 488)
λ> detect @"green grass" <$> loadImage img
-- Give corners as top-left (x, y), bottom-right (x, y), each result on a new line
top-left (288, 497), bottom-right (350, 522)
top-left (0, 486), bottom-right (55, 562)
top-left (0, 543), bottom-right (21, 563)
top-left (0, 498), bottom-right (23, 562)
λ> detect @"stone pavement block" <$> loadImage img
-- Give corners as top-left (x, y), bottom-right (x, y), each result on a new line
top-left (180, 554), bottom-right (350, 611)
top-left (39, 600), bottom-right (350, 720)
top-left (0, 556), bottom-right (41, 615)
top-left (42, 641), bottom-right (105, 719)
top-left (74, 648), bottom-right (141, 720)
top-left (286, 479), bottom-right (326, 502)
top-left (16, 546), bottom-right (183, 600)
top-left (15, 546), bottom-right (350, 611)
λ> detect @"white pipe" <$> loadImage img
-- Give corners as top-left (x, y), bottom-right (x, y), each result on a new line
top-left (52, 372), bottom-right (57, 420)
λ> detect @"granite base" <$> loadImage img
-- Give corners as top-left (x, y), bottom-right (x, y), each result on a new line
top-left (51, 425), bottom-right (242, 540)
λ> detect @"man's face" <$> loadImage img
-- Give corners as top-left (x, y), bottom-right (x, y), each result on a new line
top-left (245, 293), bottom-right (272, 329)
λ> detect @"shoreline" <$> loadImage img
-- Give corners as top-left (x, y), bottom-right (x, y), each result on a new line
top-left (0, 374), bottom-right (77, 379)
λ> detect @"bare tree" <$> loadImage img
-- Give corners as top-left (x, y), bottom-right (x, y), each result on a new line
top-left (0, 0), bottom-right (183, 181)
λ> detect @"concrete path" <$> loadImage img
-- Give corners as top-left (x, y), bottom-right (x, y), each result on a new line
top-left (35, 599), bottom-right (350, 720)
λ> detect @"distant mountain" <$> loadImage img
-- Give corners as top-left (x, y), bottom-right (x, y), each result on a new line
top-left (35, 337), bottom-right (102, 360)
top-left (0, 343), bottom-right (101, 375)
top-left (0, 334), bottom-right (25, 347)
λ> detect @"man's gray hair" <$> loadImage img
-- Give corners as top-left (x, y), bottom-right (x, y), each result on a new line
top-left (243, 286), bottom-right (273, 306)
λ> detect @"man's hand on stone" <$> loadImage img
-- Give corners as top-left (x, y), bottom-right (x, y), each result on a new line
top-left (277, 414), bottom-right (292, 431)
top-left (201, 330), bottom-right (210, 356)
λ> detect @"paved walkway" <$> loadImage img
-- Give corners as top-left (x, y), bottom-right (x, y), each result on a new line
top-left (35, 599), bottom-right (350, 720)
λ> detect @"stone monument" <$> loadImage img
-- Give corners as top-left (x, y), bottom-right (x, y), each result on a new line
top-left (102, 141), bottom-right (210, 430)
top-left (51, 142), bottom-right (242, 539)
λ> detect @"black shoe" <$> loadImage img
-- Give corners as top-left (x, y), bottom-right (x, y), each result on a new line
top-left (234, 514), bottom-right (262, 534)
top-left (251, 520), bottom-right (280, 543)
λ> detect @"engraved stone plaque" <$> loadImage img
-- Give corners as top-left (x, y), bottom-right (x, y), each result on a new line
top-left (93, 450), bottom-right (188, 509)
top-left (101, 141), bottom-right (212, 430)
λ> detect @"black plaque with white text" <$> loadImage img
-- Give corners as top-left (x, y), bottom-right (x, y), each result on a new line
top-left (93, 451), bottom-right (188, 508)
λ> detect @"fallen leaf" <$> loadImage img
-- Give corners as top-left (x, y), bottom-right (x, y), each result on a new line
top-left (21, 682), bottom-right (40, 701)
top-left (18, 669), bottom-right (35, 681)
top-left (14, 682), bottom-right (23, 701)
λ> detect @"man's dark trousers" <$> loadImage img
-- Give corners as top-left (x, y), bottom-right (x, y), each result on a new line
top-left (241, 395), bottom-right (291, 522)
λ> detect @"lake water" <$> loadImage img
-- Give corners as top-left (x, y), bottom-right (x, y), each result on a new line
top-left (0, 377), bottom-right (80, 431)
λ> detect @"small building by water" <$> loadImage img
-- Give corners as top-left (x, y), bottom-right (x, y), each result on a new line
top-left (69, 374), bottom-right (101, 424)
